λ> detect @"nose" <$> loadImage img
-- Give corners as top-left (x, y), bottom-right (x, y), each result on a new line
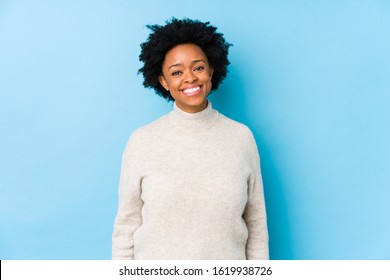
top-left (184, 70), bottom-right (197, 83)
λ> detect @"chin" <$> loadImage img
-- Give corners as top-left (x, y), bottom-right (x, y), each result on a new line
top-left (187, 96), bottom-right (207, 106)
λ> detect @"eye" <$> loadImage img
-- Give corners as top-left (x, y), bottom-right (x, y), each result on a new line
top-left (194, 65), bottom-right (205, 72)
top-left (171, 70), bottom-right (182, 76)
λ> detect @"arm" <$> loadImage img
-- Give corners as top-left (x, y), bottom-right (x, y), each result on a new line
top-left (112, 135), bottom-right (143, 259)
top-left (244, 131), bottom-right (269, 260)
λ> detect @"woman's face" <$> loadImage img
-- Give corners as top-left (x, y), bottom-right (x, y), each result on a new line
top-left (159, 44), bottom-right (214, 113)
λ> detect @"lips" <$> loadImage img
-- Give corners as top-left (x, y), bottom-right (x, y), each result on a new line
top-left (181, 86), bottom-right (201, 96)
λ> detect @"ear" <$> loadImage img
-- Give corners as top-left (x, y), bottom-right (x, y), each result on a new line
top-left (158, 75), bottom-right (169, 91)
top-left (209, 66), bottom-right (214, 78)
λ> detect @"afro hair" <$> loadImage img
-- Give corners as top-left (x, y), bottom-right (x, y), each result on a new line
top-left (138, 18), bottom-right (232, 101)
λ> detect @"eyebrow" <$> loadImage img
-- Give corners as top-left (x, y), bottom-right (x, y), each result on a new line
top-left (168, 59), bottom-right (206, 70)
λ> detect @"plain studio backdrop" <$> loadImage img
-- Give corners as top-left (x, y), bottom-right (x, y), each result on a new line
top-left (0, 0), bottom-right (389, 259)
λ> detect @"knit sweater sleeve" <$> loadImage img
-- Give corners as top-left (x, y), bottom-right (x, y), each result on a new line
top-left (244, 130), bottom-right (269, 260)
top-left (112, 132), bottom-right (143, 259)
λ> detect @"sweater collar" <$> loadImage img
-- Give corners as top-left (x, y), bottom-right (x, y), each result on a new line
top-left (170, 100), bottom-right (219, 130)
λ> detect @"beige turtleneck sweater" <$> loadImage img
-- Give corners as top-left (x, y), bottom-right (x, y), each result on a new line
top-left (112, 101), bottom-right (269, 260)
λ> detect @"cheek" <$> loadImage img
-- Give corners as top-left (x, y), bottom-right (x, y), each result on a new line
top-left (201, 72), bottom-right (211, 82)
top-left (169, 78), bottom-right (181, 88)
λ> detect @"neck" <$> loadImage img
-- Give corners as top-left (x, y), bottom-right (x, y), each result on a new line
top-left (175, 100), bottom-right (208, 113)
top-left (170, 99), bottom-right (219, 131)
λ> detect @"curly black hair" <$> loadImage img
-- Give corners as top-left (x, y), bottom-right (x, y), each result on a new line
top-left (138, 18), bottom-right (232, 101)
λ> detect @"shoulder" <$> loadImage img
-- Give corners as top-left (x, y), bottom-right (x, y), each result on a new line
top-left (215, 112), bottom-right (259, 162)
top-left (122, 112), bottom-right (172, 155)
top-left (129, 112), bottom-right (172, 140)
top-left (217, 113), bottom-right (255, 142)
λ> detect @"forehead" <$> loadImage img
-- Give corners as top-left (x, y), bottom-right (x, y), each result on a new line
top-left (163, 44), bottom-right (208, 64)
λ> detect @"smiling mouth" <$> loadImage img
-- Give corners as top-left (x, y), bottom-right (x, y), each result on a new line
top-left (181, 86), bottom-right (201, 96)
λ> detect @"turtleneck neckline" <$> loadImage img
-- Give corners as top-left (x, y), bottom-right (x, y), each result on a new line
top-left (170, 100), bottom-right (219, 131)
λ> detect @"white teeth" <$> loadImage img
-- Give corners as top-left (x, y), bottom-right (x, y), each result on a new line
top-left (183, 86), bottom-right (200, 94)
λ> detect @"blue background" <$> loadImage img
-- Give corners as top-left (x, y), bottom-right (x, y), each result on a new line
top-left (1, 0), bottom-right (389, 259)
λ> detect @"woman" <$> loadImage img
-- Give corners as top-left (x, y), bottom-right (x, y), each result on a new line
top-left (112, 18), bottom-right (269, 260)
